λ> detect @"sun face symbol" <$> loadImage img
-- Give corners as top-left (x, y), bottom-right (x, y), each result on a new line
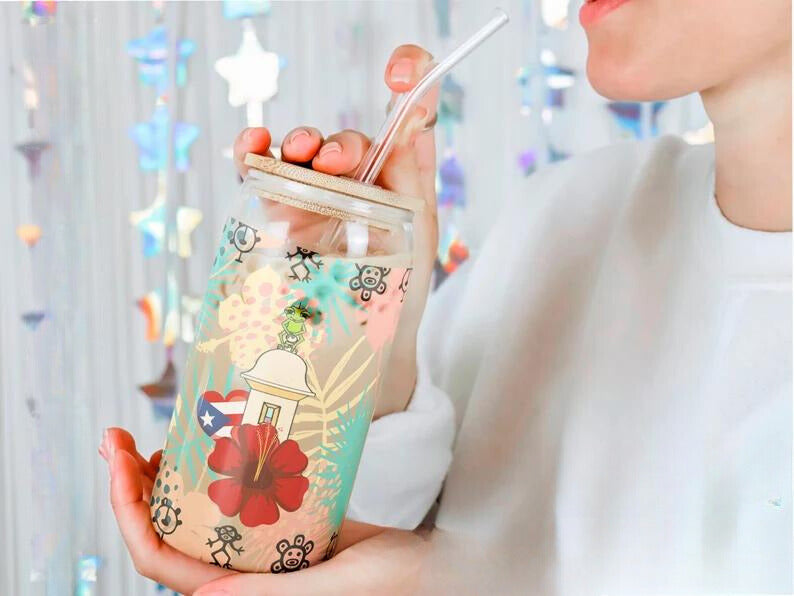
top-left (151, 497), bottom-right (183, 539)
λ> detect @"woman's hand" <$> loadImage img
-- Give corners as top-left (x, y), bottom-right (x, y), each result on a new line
top-left (233, 44), bottom-right (439, 417)
top-left (102, 427), bottom-right (426, 595)
top-left (99, 428), bottom-right (235, 593)
top-left (193, 525), bottom-right (428, 595)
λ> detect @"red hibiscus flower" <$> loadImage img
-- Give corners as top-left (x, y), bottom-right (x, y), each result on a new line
top-left (207, 423), bottom-right (309, 527)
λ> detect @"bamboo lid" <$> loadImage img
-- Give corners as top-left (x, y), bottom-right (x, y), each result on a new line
top-left (244, 153), bottom-right (424, 213)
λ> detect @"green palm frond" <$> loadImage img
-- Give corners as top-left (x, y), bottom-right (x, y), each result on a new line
top-left (315, 398), bottom-right (374, 528)
top-left (163, 359), bottom-right (224, 488)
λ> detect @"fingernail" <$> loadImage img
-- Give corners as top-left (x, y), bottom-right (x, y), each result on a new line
top-left (108, 443), bottom-right (116, 465)
top-left (287, 129), bottom-right (310, 145)
top-left (243, 127), bottom-right (254, 141)
top-left (389, 58), bottom-right (414, 84)
top-left (99, 428), bottom-right (108, 457)
top-left (318, 141), bottom-right (342, 159)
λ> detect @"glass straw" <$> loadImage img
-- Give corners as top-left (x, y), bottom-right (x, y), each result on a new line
top-left (353, 8), bottom-right (510, 185)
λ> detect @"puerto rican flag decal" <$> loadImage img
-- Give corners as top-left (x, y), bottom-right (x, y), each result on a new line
top-left (196, 389), bottom-right (249, 439)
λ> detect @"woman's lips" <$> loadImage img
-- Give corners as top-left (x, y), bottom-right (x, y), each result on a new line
top-left (579, 0), bottom-right (630, 28)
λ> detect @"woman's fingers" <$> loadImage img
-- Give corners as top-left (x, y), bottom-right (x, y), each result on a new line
top-left (101, 427), bottom-right (158, 480)
top-left (312, 130), bottom-right (372, 176)
top-left (385, 44), bottom-right (434, 94)
top-left (233, 127), bottom-right (273, 177)
top-left (109, 449), bottom-right (167, 572)
top-left (195, 526), bottom-right (425, 596)
top-left (105, 440), bottom-right (233, 593)
top-left (378, 44), bottom-right (439, 203)
top-left (149, 449), bottom-right (163, 470)
top-left (281, 126), bottom-right (324, 165)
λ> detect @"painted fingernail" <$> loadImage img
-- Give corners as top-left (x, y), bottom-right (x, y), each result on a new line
top-left (108, 443), bottom-right (117, 464)
top-left (287, 129), bottom-right (310, 145)
top-left (389, 58), bottom-right (414, 84)
top-left (318, 141), bottom-right (342, 159)
top-left (243, 127), bottom-right (254, 141)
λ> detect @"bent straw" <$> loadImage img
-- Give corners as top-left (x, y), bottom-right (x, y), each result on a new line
top-left (353, 8), bottom-right (510, 185)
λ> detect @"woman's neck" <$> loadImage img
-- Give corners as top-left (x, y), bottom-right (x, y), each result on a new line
top-left (701, 43), bottom-right (792, 232)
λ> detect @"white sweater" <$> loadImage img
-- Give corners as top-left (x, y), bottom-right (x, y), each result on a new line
top-left (349, 137), bottom-right (792, 594)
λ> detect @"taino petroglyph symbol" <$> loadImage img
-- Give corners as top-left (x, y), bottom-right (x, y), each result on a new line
top-left (270, 534), bottom-right (314, 573)
top-left (349, 264), bottom-right (390, 301)
top-left (286, 246), bottom-right (323, 281)
top-left (229, 220), bottom-right (260, 263)
top-left (207, 525), bottom-right (244, 569)
top-left (151, 497), bottom-right (182, 539)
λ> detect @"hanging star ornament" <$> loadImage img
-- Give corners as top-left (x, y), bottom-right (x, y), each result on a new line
top-left (138, 358), bottom-right (177, 419)
top-left (437, 153), bottom-right (466, 208)
top-left (607, 101), bottom-right (667, 139)
top-left (174, 206), bottom-right (203, 258)
top-left (222, 0), bottom-right (271, 20)
top-left (17, 224), bottom-right (42, 248)
top-left (130, 195), bottom-right (166, 257)
top-left (541, 0), bottom-right (571, 30)
top-left (540, 51), bottom-right (575, 91)
top-left (136, 288), bottom-right (200, 345)
top-left (129, 193), bottom-right (203, 258)
top-left (21, 310), bottom-right (47, 330)
top-left (549, 145), bottom-right (569, 163)
top-left (438, 75), bottom-right (464, 141)
top-left (517, 149), bottom-right (538, 176)
top-left (516, 50), bottom-right (575, 116)
top-left (130, 103), bottom-right (199, 172)
top-left (127, 27), bottom-right (167, 89)
top-left (683, 121), bottom-right (714, 146)
top-left (175, 39), bottom-right (197, 87)
top-left (159, 273), bottom-right (202, 346)
top-left (173, 121), bottom-right (200, 171)
top-left (137, 291), bottom-right (163, 342)
top-left (22, 1), bottom-right (56, 26)
top-left (434, 224), bottom-right (469, 289)
top-left (75, 555), bottom-right (101, 596)
top-left (127, 26), bottom-right (196, 90)
top-left (15, 140), bottom-right (50, 179)
top-left (215, 20), bottom-right (280, 125)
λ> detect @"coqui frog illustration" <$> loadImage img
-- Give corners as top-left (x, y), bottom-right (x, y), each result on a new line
top-left (278, 302), bottom-right (313, 352)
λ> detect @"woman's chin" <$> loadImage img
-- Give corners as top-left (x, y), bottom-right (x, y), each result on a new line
top-left (586, 56), bottom-right (679, 102)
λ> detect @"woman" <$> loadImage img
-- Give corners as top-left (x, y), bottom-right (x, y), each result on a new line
top-left (101, 0), bottom-right (792, 593)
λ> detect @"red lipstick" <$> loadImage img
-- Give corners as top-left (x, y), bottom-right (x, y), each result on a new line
top-left (579, 0), bottom-right (630, 28)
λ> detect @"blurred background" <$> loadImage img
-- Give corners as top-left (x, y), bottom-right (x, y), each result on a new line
top-left (1, 0), bottom-right (711, 593)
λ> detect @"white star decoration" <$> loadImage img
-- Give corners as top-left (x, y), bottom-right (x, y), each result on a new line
top-left (129, 181), bottom-right (203, 259)
top-left (200, 411), bottom-right (215, 428)
top-left (215, 19), bottom-right (280, 125)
